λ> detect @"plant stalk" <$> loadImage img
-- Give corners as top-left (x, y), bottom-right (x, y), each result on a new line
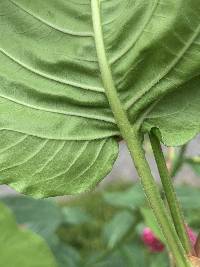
top-left (91, 1), bottom-right (192, 266)
top-left (149, 132), bottom-right (192, 254)
top-left (122, 130), bottom-right (189, 267)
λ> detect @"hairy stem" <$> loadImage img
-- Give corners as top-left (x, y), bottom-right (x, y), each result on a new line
top-left (149, 132), bottom-right (191, 254)
top-left (123, 131), bottom-right (189, 267)
top-left (91, 1), bottom-right (192, 266)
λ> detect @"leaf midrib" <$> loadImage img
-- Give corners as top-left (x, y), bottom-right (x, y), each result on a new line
top-left (91, 0), bottom-right (131, 138)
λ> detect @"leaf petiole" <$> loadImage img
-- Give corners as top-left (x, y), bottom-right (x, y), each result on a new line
top-left (149, 132), bottom-right (192, 254)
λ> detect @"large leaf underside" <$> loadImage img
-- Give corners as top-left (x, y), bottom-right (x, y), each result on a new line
top-left (0, 130), bottom-right (117, 197)
top-left (0, 0), bottom-right (200, 196)
top-left (0, 0), bottom-right (119, 196)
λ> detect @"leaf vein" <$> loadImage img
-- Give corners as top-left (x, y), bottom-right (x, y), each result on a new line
top-left (0, 139), bottom-right (48, 172)
top-left (34, 141), bottom-right (90, 183)
top-left (73, 139), bottom-right (107, 180)
top-left (0, 94), bottom-right (116, 124)
top-left (126, 23), bottom-right (200, 110)
top-left (0, 134), bottom-right (28, 154)
top-left (110, 0), bottom-right (159, 65)
top-left (0, 48), bottom-right (104, 93)
top-left (32, 141), bottom-right (66, 175)
top-left (9, 0), bottom-right (93, 37)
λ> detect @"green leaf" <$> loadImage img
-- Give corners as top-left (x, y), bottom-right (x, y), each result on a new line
top-left (142, 78), bottom-right (200, 146)
top-left (62, 207), bottom-right (92, 225)
top-left (149, 253), bottom-right (169, 267)
top-left (103, 183), bottom-right (145, 210)
top-left (0, 131), bottom-right (118, 197)
top-left (176, 186), bottom-right (200, 210)
top-left (87, 250), bottom-right (126, 267)
top-left (0, 0), bottom-right (119, 197)
top-left (0, 202), bottom-right (57, 267)
top-left (1, 1), bottom-right (200, 196)
top-left (102, 211), bottom-right (135, 249)
top-left (186, 157), bottom-right (200, 176)
top-left (119, 244), bottom-right (168, 267)
top-left (51, 242), bottom-right (81, 267)
top-left (90, 243), bottom-right (168, 267)
top-left (1, 196), bottom-right (63, 239)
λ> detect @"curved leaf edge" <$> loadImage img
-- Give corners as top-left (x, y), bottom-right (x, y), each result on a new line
top-left (2, 138), bottom-right (119, 199)
top-left (143, 125), bottom-right (199, 147)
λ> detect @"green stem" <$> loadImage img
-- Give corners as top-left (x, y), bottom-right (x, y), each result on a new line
top-left (91, 1), bottom-right (191, 266)
top-left (149, 132), bottom-right (191, 254)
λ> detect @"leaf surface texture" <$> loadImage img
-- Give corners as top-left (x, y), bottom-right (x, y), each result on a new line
top-left (0, 0), bottom-right (200, 196)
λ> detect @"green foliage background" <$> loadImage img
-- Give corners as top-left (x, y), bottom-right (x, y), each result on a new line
top-left (1, 181), bottom-right (200, 267)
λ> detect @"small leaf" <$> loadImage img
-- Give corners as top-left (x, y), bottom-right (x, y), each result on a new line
top-left (0, 202), bottom-right (57, 267)
top-left (186, 157), bottom-right (200, 176)
top-left (176, 186), bottom-right (200, 210)
top-left (62, 207), bottom-right (92, 225)
top-left (1, 196), bottom-right (63, 239)
top-left (149, 253), bottom-right (169, 267)
top-left (103, 183), bottom-right (145, 210)
top-left (51, 242), bottom-right (81, 267)
top-left (119, 244), bottom-right (147, 267)
top-left (102, 211), bottom-right (135, 249)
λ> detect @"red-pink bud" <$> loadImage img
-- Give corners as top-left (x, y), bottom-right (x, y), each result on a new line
top-left (141, 227), bottom-right (165, 253)
top-left (142, 226), bottom-right (197, 253)
top-left (187, 226), bottom-right (197, 247)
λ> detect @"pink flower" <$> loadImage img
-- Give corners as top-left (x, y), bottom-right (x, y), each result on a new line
top-left (187, 226), bottom-right (197, 247)
top-left (141, 227), bottom-right (165, 253)
top-left (141, 226), bottom-right (197, 253)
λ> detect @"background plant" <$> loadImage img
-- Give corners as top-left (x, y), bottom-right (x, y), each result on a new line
top-left (1, 174), bottom-right (200, 267)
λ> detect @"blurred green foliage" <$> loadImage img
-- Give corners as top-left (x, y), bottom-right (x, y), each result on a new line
top-left (0, 181), bottom-right (200, 267)
top-left (0, 202), bottom-right (57, 267)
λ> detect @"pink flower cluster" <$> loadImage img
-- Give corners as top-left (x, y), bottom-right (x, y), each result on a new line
top-left (187, 226), bottom-right (197, 247)
top-left (142, 226), bottom-right (197, 253)
top-left (141, 227), bottom-right (165, 252)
